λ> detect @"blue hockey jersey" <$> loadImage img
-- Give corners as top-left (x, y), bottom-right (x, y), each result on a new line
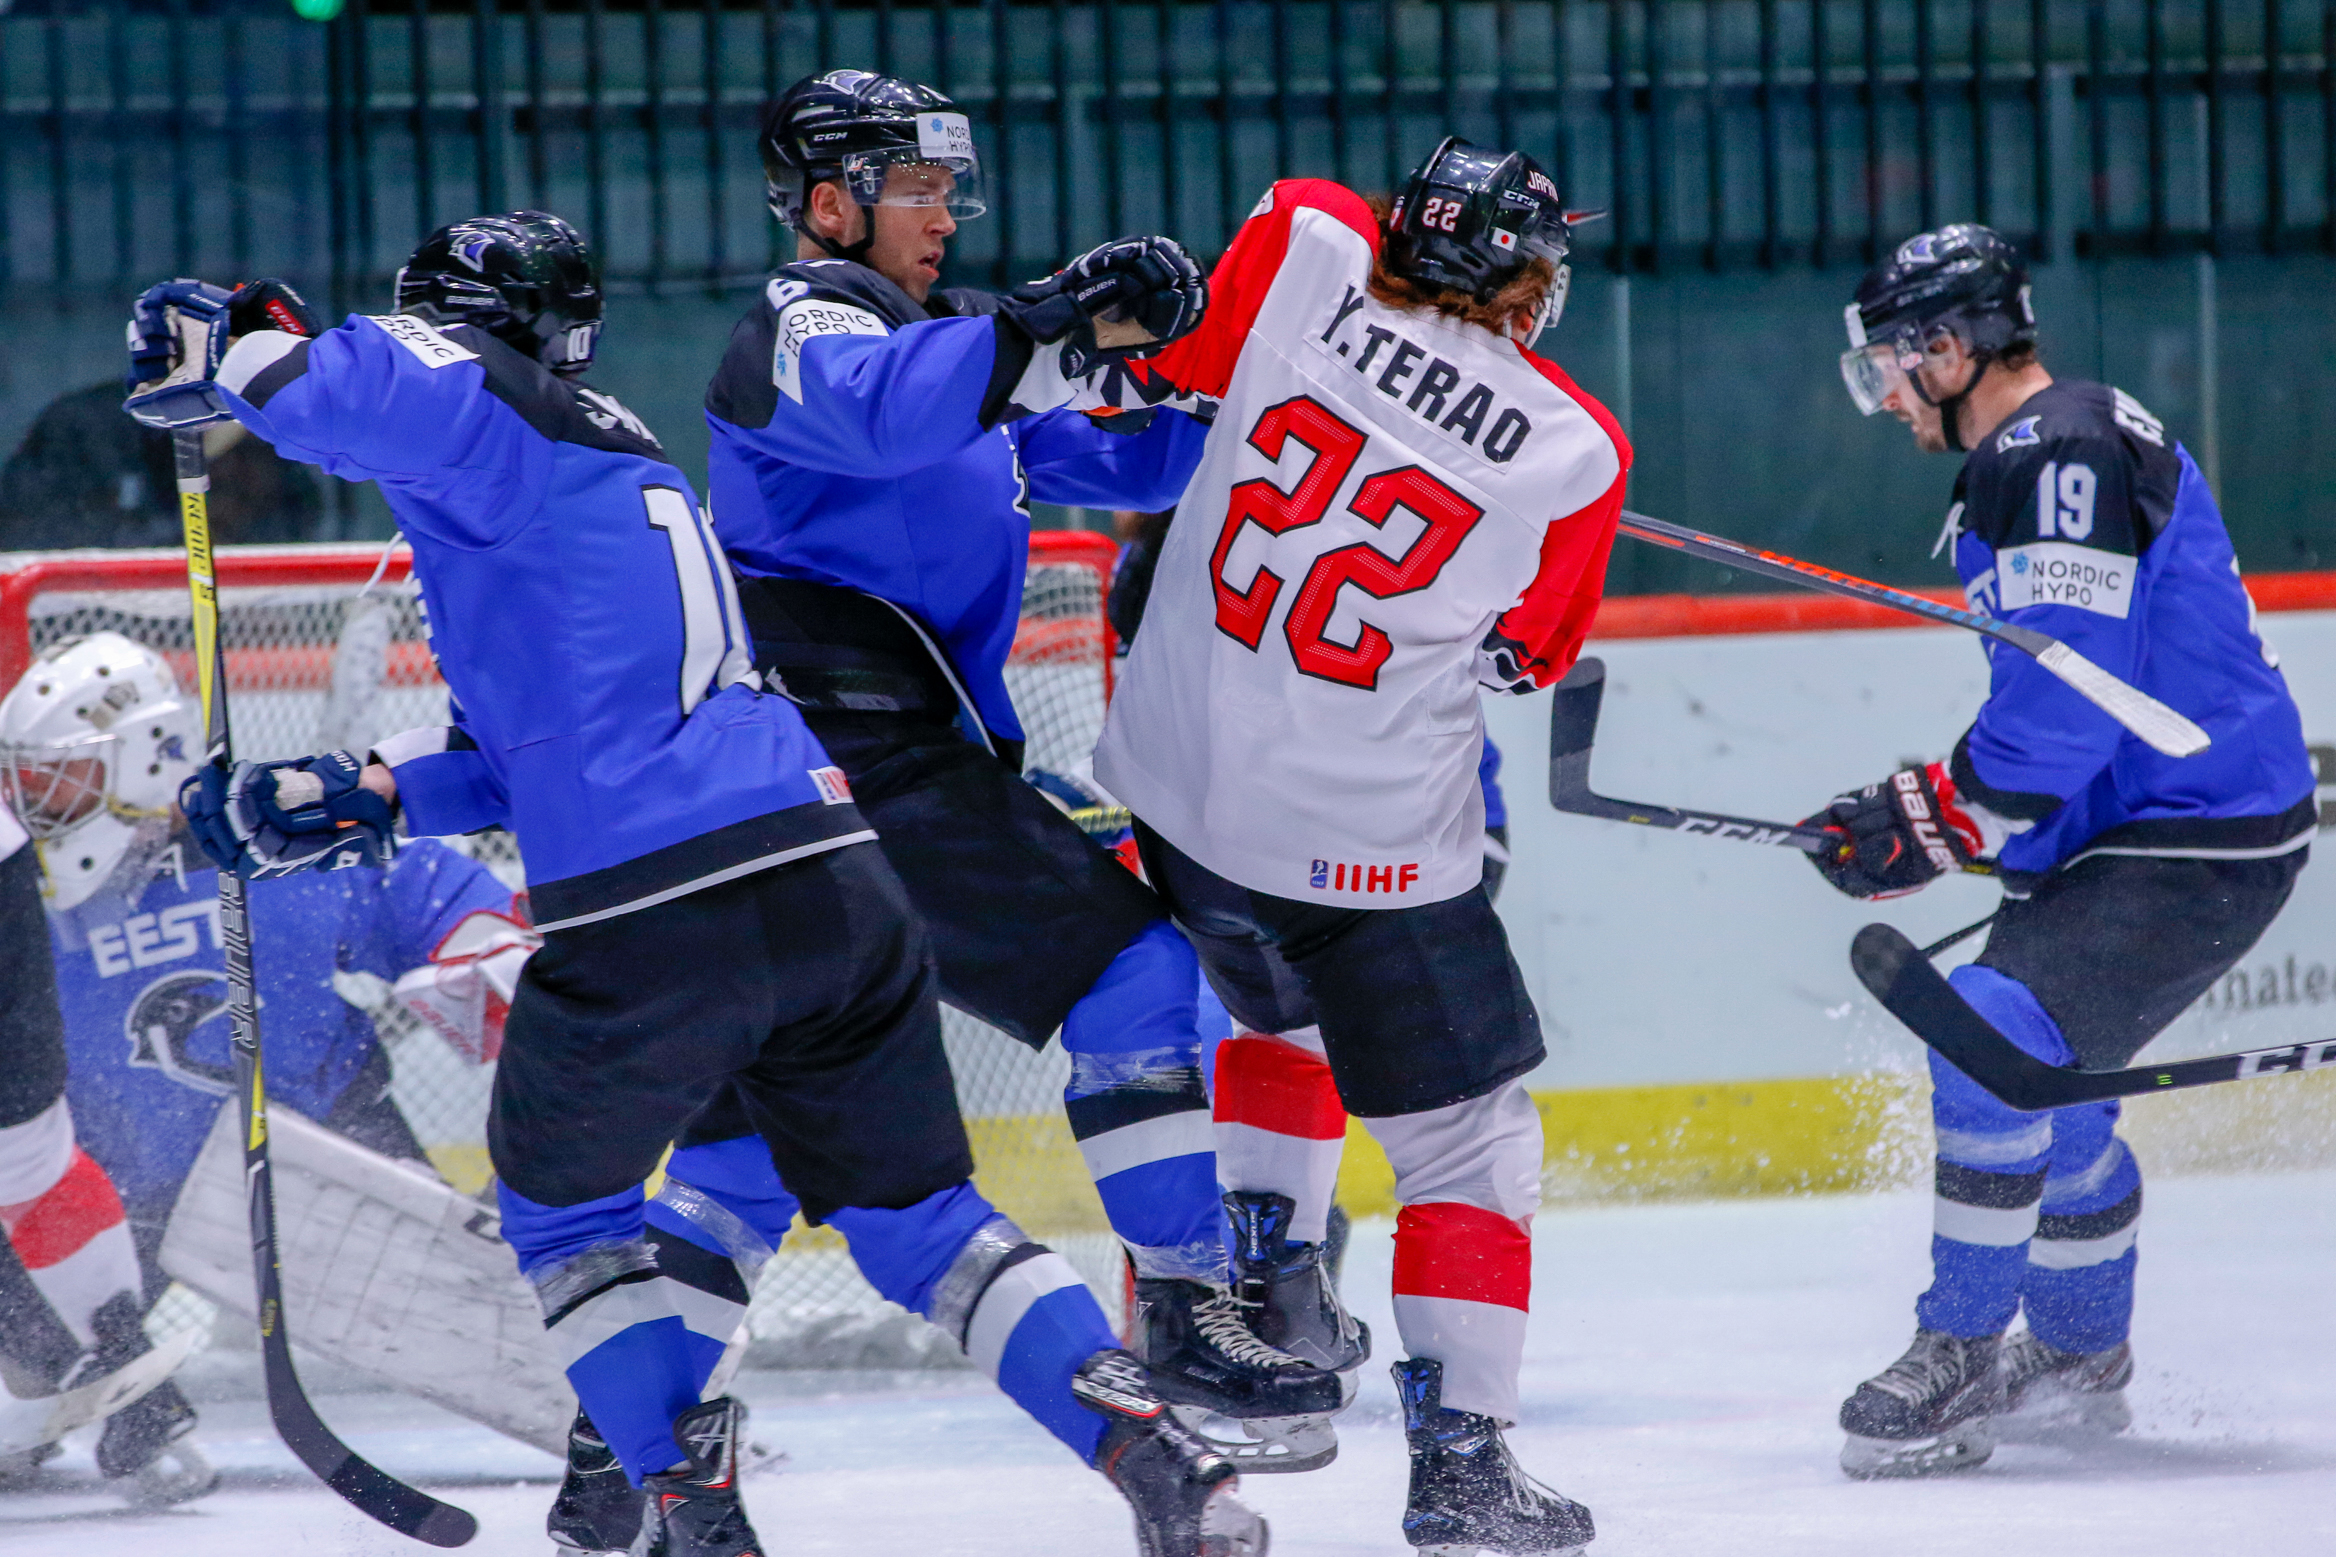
top-left (214, 315), bottom-right (874, 931)
top-left (48, 836), bottom-right (506, 1218)
top-left (1946, 379), bottom-right (2314, 874)
top-left (703, 260), bottom-right (1208, 744)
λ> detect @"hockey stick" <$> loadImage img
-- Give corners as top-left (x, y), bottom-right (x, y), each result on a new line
top-left (1547, 657), bottom-right (1832, 851)
top-left (1851, 921), bottom-right (2335, 1109)
top-left (175, 430), bottom-right (478, 1548)
top-left (1615, 510), bottom-right (2210, 759)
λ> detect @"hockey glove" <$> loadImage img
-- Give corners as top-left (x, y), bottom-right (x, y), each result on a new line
top-left (180, 750), bottom-right (397, 880)
top-left (126, 277), bottom-right (324, 430)
top-left (1801, 762), bottom-right (1985, 899)
top-left (1001, 236), bottom-right (1208, 376)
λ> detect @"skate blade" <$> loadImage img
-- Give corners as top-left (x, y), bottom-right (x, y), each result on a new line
top-left (1200, 1482), bottom-right (1270, 1557)
top-left (1995, 1388), bottom-right (2132, 1445)
top-left (1169, 1405), bottom-right (1337, 1475)
top-left (1840, 1421), bottom-right (1996, 1480)
top-left (1409, 1545), bottom-right (1587, 1557)
top-left (121, 1440), bottom-right (218, 1509)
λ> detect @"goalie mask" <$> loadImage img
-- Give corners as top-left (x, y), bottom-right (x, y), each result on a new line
top-left (761, 70), bottom-right (986, 266)
top-left (0, 633), bottom-right (199, 910)
top-left (395, 211), bottom-right (605, 376)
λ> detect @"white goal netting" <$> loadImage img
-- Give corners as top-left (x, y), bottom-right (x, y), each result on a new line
top-left (1, 536), bottom-right (1127, 1371)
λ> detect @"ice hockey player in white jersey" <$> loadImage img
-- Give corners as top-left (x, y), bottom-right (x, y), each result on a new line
top-left (1092, 138), bottom-right (1630, 1556)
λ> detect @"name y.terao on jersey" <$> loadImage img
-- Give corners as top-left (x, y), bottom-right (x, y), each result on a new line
top-left (1093, 180), bottom-right (1630, 908)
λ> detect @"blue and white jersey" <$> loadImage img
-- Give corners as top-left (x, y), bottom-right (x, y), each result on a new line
top-left (1945, 379), bottom-right (2314, 874)
top-left (47, 837), bottom-right (507, 1218)
top-left (215, 316), bottom-right (873, 930)
top-left (703, 260), bottom-right (1207, 745)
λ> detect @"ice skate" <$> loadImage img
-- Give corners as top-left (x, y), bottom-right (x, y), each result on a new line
top-left (1225, 1191), bottom-right (1370, 1398)
top-left (630, 1398), bottom-right (764, 1557)
top-left (94, 1376), bottom-right (215, 1507)
top-left (1838, 1328), bottom-right (2003, 1478)
top-left (1073, 1349), bottom-right (1268, 1557)
top-left (1396, 1358), bottom-right (1593, 1557)
top-left (1132, 1275), bottom-right (1345, 1473)
top-left (549, 1407), bottom-right (644, 1554)
top-left (1994, 1330), bottom-right (2133, 1443)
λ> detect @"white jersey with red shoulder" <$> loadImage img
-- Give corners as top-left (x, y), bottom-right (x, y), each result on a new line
top-left (1092, 179), bottom-right (1631, 908)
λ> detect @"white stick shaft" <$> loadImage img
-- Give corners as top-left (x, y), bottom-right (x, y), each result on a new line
top-left (2034, 641), bottom-right (2212, 757)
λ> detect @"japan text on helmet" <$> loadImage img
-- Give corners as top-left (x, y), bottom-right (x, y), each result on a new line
top-left (0, 633), bottom-right (199, 910)
top-left (394, 211), bottom-right (604, 375)
top-left (1840, 223), bottom-right (2036, 442)
top-left (761, 69), bottom-right (986, 255)
top-left (1387, 137), bottom-right (1588, 342)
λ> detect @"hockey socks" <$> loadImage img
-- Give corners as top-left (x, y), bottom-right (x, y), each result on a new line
top-left (0, 1099), bottom-right (140, 1352)
top-left (1919, 966), bottom-right (2140, 1349)
top-left (831, 1182), bottom-right (1120, 1464)
top-left (1372, 1080), bottom-right (1544, 1424)
top-left (1213, 1026), bottom-right (1345, 1245)
top-left (1061, 920), bottom-right (1226, 1282)
top-left (501, 1182), bottom-right (740, 1482)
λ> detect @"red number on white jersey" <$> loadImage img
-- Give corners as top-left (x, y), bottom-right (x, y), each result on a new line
top-left (1211, 396), bottom-right (1484, 690)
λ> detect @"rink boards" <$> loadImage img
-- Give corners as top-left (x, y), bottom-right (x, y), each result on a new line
top-left (1439, 591), bottom-right (2336, 1210)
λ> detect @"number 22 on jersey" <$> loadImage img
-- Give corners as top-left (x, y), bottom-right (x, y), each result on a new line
top-left (1209, 395), bottom-right (1483, 691)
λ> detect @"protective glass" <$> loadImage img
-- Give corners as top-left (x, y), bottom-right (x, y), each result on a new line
top-left (1, 736), bottom-right (113, 839)
top-left (842, 143), bottom-right (986, 217)
top-left (1839, 340), bottom-right (1920, 416)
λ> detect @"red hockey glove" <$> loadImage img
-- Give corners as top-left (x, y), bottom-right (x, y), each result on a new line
top-left (1801, 762), bottom-right (1985, 899)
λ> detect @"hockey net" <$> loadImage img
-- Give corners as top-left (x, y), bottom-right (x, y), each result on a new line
top-left (0, 531), bottom-right (1126, 1368)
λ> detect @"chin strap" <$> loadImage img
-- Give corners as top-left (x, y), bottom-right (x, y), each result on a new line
top-left (1914, 350), bottom-right (1991, 452)
top-left (796, 214), bottom-right (876, 269)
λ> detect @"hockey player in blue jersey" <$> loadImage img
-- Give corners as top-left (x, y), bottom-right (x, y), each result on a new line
top-left (0, 630), bottom-right (519, 1503)
top-left (131, 214), bottom-right (1263, 1557)
top-left (704, 68), bottom-right (1346, 1465)
top-left (1810, 224), bottom-right (2314, 1478)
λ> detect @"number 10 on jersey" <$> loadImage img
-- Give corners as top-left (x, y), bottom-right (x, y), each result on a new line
top-left (1209, 395), bottom-right (1483, 691)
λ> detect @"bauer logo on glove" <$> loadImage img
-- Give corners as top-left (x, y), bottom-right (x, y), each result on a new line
top-left (180, 750), bottom-right (398, 880)
top-left (1801, 761), bottom-right (1987, 900)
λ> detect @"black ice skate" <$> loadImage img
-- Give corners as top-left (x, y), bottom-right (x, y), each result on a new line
top-left (81, 1295), bottom-right (215, 1508)
top-left (1132, 1275), bottom-right (1345, 1473)
top-left (549, 1407), bottom-right (644, 1554)
top-left (1994, 1330), bottom-right (2133, 1443)
top-left (1073, 1348), bottom-right (1268, 1557)
top-left (1838, 1328), bottom-right (2003, 1478)
top-left (1226, 1192), bottom-right (1370, 1394)
top-left (631, 1398), bottom-right (764, 1557)
top-left (1396, 1358), bottom-right (1593, 1557)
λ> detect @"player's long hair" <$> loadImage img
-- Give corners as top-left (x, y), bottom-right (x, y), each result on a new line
top-left (1363, 195), bottom-right (1557, 340)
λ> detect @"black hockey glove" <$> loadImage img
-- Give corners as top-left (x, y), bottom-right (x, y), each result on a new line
top-left (1000, 236), bottom-right (1208, 376)
top-left (1801, 762), bottom-right (1983, 899)
top-left (181, 750), bottom-right (397, 880)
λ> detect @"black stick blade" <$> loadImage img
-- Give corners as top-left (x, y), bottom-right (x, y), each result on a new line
top-left (1851, 924), bottom-right (2066, 1111)
top-left (269, 1354), bottom-right (479, 1545)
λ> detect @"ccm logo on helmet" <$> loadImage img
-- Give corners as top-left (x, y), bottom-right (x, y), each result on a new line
top-left (1891, 769), bottom-right (1961, 873)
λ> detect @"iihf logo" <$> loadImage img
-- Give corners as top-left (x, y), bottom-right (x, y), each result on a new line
top-left (1310, 859), bottom-right (1329, 889)
top-left (1309, 859), bottom-right (1421, 894)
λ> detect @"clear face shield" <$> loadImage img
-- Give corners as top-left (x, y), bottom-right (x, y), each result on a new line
top-left (1839, 304), bottom-right (1929, 416)
top-left (839, 114), bottom-right (986, 218)
top-left (1505, 205), bottom-right (1584, 346)
top-left (1, 733), bottom-right (115, 841)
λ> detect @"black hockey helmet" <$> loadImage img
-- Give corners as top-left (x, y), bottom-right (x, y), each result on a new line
top-left (1841, 223), bottom-right (2035, 447)
top-left (1387, 137), bottom-right (1586, 337)
top-left (761, 69), bottom-right (985, 260)
top-left (394, 210), bottom-right (603, 376)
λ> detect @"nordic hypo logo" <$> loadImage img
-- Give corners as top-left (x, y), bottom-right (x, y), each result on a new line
top-left (1310, 859), bottom-right (1421, 894)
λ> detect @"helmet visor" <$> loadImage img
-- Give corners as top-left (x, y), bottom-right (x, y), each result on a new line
top-left (842, 123), bottom-right (986, 218)
top-left (1, 734), bottom-right (113, 840)
top-left (1840, 341), bottom-right (1915, 417)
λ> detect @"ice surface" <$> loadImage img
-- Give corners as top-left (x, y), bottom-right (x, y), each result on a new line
top-left (5, 1172), bottom-right (2334, 1555)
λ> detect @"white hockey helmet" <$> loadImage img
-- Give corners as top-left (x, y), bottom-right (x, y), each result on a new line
top-left (0, 632), bottom-right (200, 909)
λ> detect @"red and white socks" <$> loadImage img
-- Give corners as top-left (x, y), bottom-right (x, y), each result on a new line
top-left (0, 1098), bottom-right (141, 1353)
top-left (1212, 1025), bottom-right (1346, 1244)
